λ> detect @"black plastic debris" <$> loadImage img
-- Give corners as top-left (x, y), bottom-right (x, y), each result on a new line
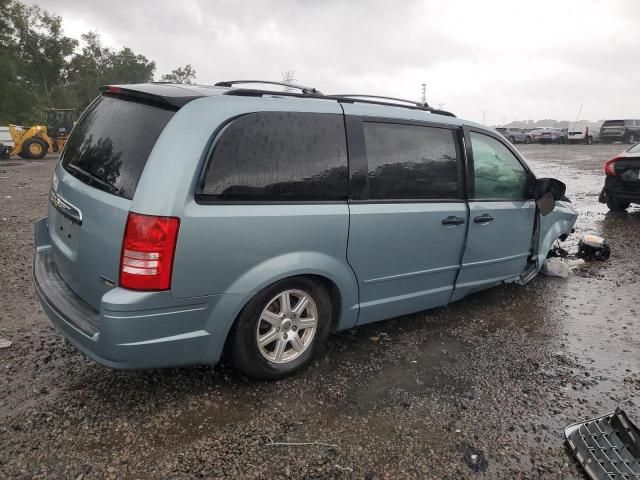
top-left (459, 443), bottom-right (488, 473)
top-left (577, 234), bottom-right (611, 261)
top-left (565, 407), bottom-right (640, 479)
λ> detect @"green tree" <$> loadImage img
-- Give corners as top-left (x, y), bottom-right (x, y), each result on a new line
top-left (161, 64), bottom-right (196, 84)
top-left (67, 32), bottom-right (156, 110)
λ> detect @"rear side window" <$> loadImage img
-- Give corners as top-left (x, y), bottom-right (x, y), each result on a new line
top-left (200, 112), bottom-right (348, 201)
top-left (602, 120), bottom-right (624, 127)
top-left (363, 122), bottom-right (460, 200)
top-left (62, 95), bottom-right (174, 200)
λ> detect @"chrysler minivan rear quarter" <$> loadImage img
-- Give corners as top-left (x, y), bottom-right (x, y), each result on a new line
top-left (34, 82), bottom-right (577, 379)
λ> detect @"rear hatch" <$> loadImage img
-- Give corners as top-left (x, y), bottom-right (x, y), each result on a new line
top-left (50, 94), bottom-right (176, 309)
top-left (601, 120), bottom-right (625, 136)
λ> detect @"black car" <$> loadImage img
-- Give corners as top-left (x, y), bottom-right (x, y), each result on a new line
top-left (599, 143), bottom-right (640, 211)
top-left (599, 119), bottom-right (640, 144)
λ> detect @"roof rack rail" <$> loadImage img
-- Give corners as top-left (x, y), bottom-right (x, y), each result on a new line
top-left (214, 80), bottom-right (322, 95)
top-left (327, 94), bottom-right (456, 117)
top-left (330, 94), bottom-right (429, 108)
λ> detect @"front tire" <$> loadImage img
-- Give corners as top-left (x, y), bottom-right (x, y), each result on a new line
top-left (230, 277), bottom-right (332, 380)
top-left (524, 136), bottom-right (531, 144)
top-left (607, 197), bottom-right (630, 212)
top-left (20, 137), bottom-right (48, 160)
top-left (627, 133), bottom-right (637, 144)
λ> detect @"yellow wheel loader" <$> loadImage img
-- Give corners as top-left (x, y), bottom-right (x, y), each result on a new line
top-left (8, 109), bottom-right (76, 160)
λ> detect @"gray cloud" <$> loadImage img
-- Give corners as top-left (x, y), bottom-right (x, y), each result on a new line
top-left (29, 0), bottom-right (640, 124)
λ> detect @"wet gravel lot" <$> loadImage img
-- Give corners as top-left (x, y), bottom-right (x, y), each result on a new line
top-left (1, 144), bottom-right (639, 479)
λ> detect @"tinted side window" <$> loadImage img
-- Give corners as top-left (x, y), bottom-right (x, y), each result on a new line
top-left (62, 95), bottom-right (175, 200)
top-left (201, 112), bottom-right (348, 200)
top-left (470, 132), bottom-right (528, 200)
top-left (363, 122), bottom-right (460, 199)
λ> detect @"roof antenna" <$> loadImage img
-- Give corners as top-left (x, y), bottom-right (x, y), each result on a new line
top-left (556, 104), bottom-right (583, 177)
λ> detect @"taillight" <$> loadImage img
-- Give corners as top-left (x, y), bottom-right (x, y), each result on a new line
top-left (120, 212), bottom-right (180, 291)
top-left (604, 156), bottom-right (621, 176)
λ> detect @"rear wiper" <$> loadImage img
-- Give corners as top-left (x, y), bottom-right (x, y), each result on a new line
top-left (66, 164), bottom-right (118, 193)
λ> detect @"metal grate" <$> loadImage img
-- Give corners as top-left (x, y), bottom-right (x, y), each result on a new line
top-left (34, 249), bottom-right (100, 336)
top-left (565, 408), bottom-right (640, 479)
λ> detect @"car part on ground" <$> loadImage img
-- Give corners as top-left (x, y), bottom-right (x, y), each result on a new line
top-left (564, 407), bottom-right (640, 480)
top-left (599, 143), bottom-right (640, 211)
top-left (577, 234), bottom-right (611, 261)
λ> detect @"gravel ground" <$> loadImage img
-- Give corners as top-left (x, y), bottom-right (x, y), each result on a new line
top-left (0, 144), bottom-right (639, 479)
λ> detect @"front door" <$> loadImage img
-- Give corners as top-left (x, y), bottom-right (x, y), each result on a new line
top-left (452, 129), bottom-right (536, 301)
top-left (343, 112), bottom-right (468, 325)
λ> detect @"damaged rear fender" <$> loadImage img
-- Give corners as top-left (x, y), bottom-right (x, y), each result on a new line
top-left (535, 200), bottom-right (579, 269)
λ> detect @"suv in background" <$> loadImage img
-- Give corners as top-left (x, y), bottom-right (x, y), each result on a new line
top-left (33, 81), bottom-right (577, 379)
top-left (600, 120), bottom-right (640, 144)
top-left (496, 127), bottom-right (531, 144)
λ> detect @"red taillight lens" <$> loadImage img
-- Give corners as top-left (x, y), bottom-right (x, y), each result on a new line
top-left (604, 156), bottom-right (621, 176)
top-left (120, 212), bottom-right (180, 291)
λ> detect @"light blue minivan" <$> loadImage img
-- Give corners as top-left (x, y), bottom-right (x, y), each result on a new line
top-left (34, 81), bottom-right (577, 379)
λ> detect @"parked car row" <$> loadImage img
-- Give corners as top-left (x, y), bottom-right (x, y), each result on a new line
top-left (498, 119), bottom-right (640, 146)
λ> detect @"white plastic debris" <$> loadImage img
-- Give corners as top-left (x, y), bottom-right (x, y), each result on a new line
top-left (541, 258), bottom-right (586, 277)
top-left (0, 338), bottom-right (12, 349)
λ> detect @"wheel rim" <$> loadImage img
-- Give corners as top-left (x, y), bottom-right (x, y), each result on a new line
top-left (630, 134), bottom-right (636, 143)
top-left (256, 289), bottom-right (318, 364)
top-left (29, 142), bottom-right (43, 156)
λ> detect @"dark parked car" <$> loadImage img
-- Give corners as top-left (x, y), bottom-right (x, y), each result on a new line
top-left (539, 128), bottom-right (567, 144)
top-left (599, 143), bottom-right (640, 211)
top-left (496, 127), bottom-right (531, 144)
top-left (599, 119), bottom-right (640, 144)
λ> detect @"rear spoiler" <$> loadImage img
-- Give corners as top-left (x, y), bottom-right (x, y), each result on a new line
top-left (100, 85), bottom-right (203, 109)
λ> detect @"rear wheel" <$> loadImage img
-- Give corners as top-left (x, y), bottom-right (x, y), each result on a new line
top-left (20, 137), bottom-right (48, 160)
top-left (230, 277), bottom-right (332, 380)
top-left (508, 136), bottom-right (515, 144)
top-left (607, 197), bottom-right (630, 212)
top-left (627, 133), bottom-right (637, 144)
top-left (524, 136), bottom-right (531, 144)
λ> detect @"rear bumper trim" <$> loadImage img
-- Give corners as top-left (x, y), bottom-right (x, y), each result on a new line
top-left (34, 247), bottom-right (99, 336)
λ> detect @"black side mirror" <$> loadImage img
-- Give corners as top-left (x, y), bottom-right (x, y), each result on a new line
top-left (532, 178), bottom-right (567, 216)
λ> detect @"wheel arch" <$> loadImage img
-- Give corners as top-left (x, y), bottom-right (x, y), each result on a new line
top-left (202, 252), bottom-right (359, 365)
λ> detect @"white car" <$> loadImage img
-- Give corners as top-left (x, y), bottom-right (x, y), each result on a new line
top-left (567, 122), bottom-right (600, 145)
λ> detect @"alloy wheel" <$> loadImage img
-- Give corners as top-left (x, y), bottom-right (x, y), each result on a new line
top-left (256, 289), bottom-right (318, 364)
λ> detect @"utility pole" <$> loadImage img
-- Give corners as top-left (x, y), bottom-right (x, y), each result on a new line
top-left (421, 83), bottom-right (426, 104)
top-left (282, 70), bottom-right (296, 92)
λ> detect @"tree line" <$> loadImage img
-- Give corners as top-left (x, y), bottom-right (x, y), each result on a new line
top-left (0, 0), bottom-right (196, 125)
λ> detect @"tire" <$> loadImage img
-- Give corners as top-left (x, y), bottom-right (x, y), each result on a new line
top-left (524, 136), bottom-right (531, 144)
top-left (607, 197), bottom-right (630, 212)
top-left (559, 137), bottom-right (567, 144)
top-left (508, 136), bottom-right (515, 144)
top-left (20, 137), bottom-right (48, 160)
top-left (586, 136), bottom-right (593, 145)
top-left (230, 277), bottom-right (332, 380)
top-left (627, 133), bottom-right (637, 144)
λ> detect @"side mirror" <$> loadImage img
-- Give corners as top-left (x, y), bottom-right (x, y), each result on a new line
top-left (532, 178), bottom-right (567, 216)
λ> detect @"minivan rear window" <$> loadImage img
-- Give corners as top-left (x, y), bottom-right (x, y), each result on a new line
top-left (61, 95), bottom-right (175, 200)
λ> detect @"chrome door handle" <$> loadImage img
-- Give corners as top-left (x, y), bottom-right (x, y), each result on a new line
top-left (442, 216), bottom-right (465, 226)
top-left (473, 214), bottom-right (494, 224)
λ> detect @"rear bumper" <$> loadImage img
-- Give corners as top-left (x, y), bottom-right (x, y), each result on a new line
top-left (599, 177), bottom-right (640, 203)
top-left (33, 217), bottom-right (216, 369)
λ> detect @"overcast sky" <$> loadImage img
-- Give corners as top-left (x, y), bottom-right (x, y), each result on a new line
top-left (29, 0), bottom-right (640, 124)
